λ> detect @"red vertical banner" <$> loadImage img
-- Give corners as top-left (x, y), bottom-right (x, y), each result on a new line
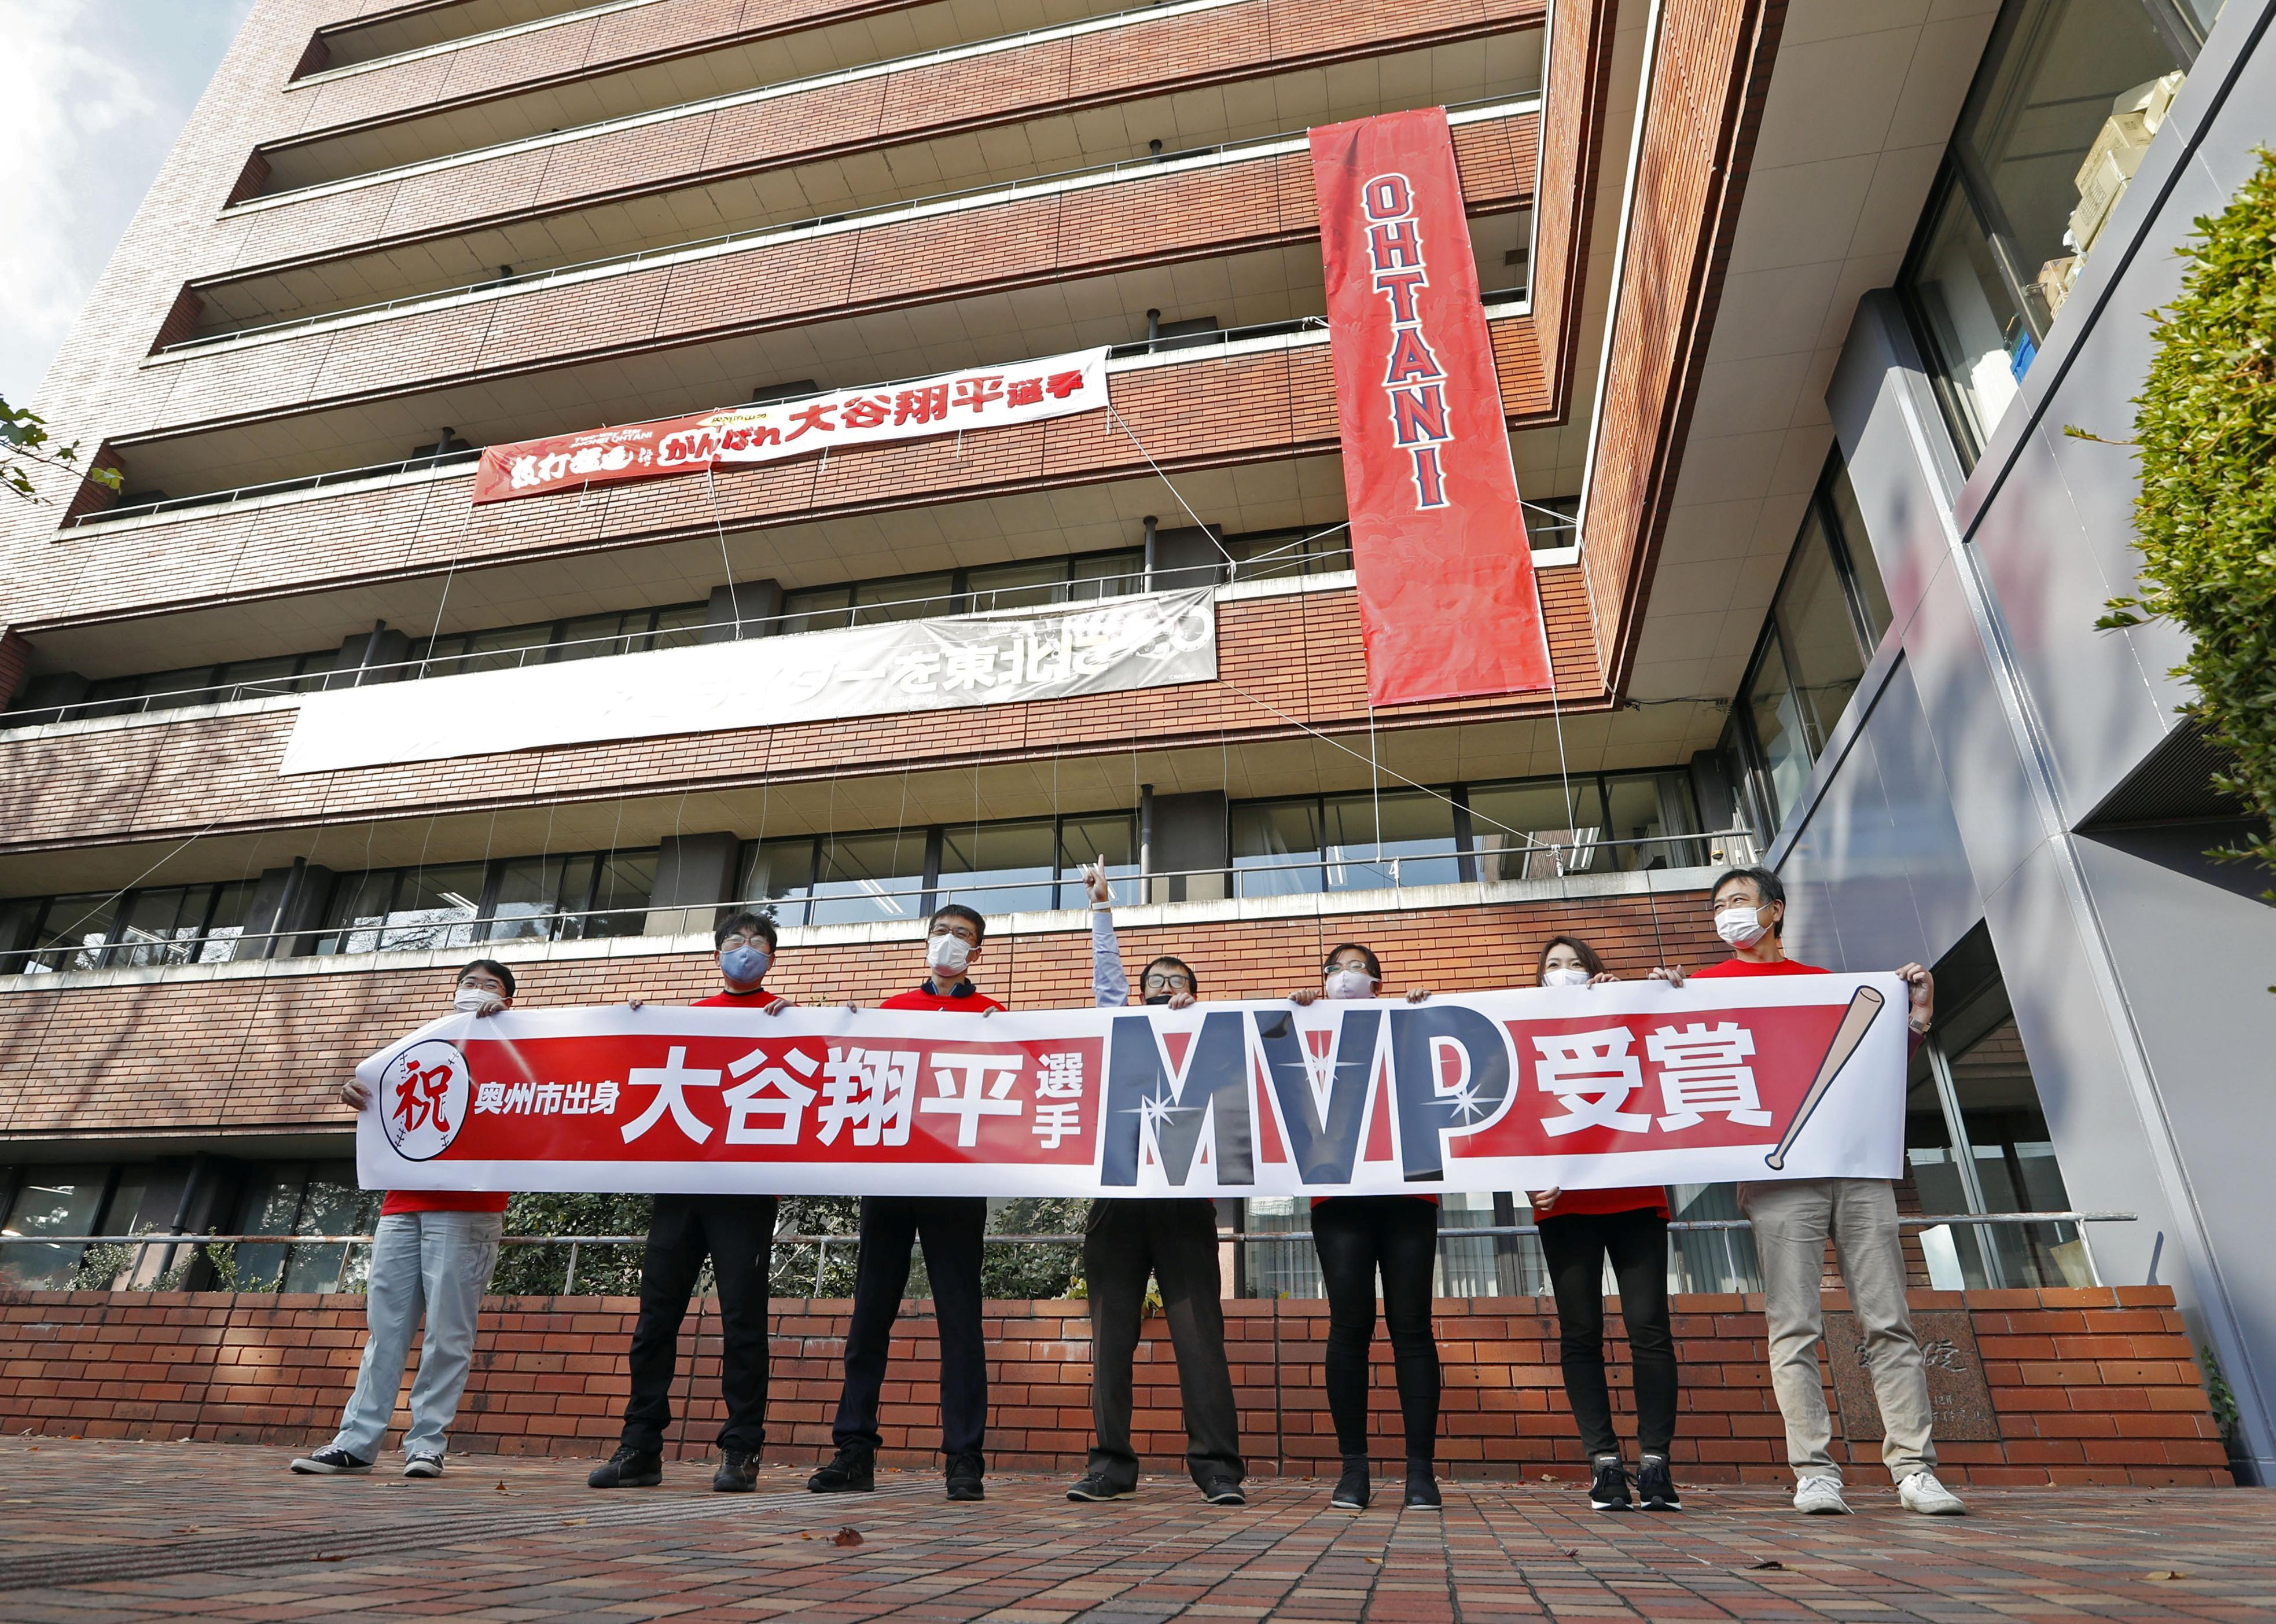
top-left (1310, 108), bottom-right (1553, 704)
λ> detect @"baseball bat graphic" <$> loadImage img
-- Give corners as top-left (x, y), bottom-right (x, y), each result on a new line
top-left (1764, 986), bottom-right (1886, 1171)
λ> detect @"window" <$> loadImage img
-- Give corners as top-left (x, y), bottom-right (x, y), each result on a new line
top-left (1218, 527), bottom-right (1354, 582)
top-left (1721, 454), bottom-right (1894, 836)
top-left (737, 811), bottom-right (1139, 925)
top-left (1898, 0), bottom-right (2216, 464)
top-left (314, 848), bottom-right (657, 954)
top-left (1233, 773), bottom-right (1701, 896)
top-left (228, 1161), bottom-right (381, 1293)
top-left (0, 1164), bottom-right (153, 1289)
top-left (778, 549), bottom-right (1149, 634)
top-left (1903, 928), bottom-right (2090, 1289)
top-left (70, 647), bottom-right (339, 721)
top-left (104, 881), bottom-right (258, 968)
top-left (410, 601), bottom-right (708, 678)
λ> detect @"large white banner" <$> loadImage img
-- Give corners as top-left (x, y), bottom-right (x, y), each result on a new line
top-left (282, 589), bottom-right (1217, 774)
top-left (356, 976), bottom-right (1909, 1198)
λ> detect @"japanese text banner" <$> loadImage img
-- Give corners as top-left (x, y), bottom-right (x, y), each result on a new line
top-left (1311, 108), bottom-right (1552, 704)
top-left (358, 976), bottom-right (1908, 1197)
top-left (281, 590), bottom-right (1216, 774)
top-left (470, 348), bottom-right (1109, 504)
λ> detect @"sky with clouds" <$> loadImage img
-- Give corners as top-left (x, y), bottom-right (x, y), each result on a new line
top-left (0, 0), bottom-right (256, 407)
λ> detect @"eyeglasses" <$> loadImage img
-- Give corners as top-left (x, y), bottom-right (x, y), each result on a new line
top-left (718, 935), bottom-right (766, 950)
top-left (1141, 972), bottom-right (1193, 993)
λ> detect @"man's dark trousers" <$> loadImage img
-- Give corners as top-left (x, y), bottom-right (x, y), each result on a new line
top-left (620, 1193), bottom-right (777, 1456)
top-left (832, 1196), bottom-right (989, 1457)
top-left (1084, 1197), bottom-right (1243, 1489)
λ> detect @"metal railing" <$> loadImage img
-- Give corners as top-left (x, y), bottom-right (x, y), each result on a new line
top-left (0, 1213), bottom-right (2134, 1299)
top-left (185, 92), bottom-right (1542, 354)
top-left (0, 833), bottom-right (1749, 978)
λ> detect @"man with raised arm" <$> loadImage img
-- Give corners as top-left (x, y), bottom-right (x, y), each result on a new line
top-left (1064, 862), bottom-right (1246, 1507)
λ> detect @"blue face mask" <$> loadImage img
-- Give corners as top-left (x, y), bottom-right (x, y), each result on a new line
top-left (720, 945), bottom-right (771, 985)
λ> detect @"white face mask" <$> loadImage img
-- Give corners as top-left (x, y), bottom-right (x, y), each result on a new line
top-left (1714, 905), bottom-right (1770, 947)
top-left (926, 933), bottom-right (973, 976)
top-left (1322, 968), bottom-right (1377, 1000)
top-left (454, 986), bottom-right (505, 1014)
top-left (1542, 966), bottom-right (1591, 989)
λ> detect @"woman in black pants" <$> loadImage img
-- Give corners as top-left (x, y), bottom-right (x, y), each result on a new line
top-left (1528, 934), bottom-right (1681, 1512)
top-left (1290, 943), bottom-right (1441, 1512)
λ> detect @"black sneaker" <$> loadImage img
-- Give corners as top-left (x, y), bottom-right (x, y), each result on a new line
top-left (1587, 1456), bottom-right (1632, 1511)
top-left (1066, 1471), bottom-right (1135, 1501)
top-left (1198, 1475), bottom-right (1248, 1506)
top-left (589, 1446), bottom-right (663, 1489)
top-left (289, 1446), bottom-right (372, 1475)
top-left (807, 1443), bottom-right (876, 1494)
top-left (403, 1453), bottom-right (444, 1479)
top-left (1637, 1456), bottom-right (1682, 1512)
top-left (713, 1449), bottom-right (758, 1493)
top-left (945, 1451), bottom-right (986, 1502)
top-left (1403, 1461), bottom-right (1442, 1510)
top-left (1330, 1455), bottom-right (1370, 1511)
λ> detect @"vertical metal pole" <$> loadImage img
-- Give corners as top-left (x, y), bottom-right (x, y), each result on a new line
top-left (1138, 784), bottom-right (1155, 903)
top-left (563, 1241), bottom-right (579, 1296)
top-left (814, 1237), bottom-right (829, 1298)
top-left (1270, 1282), bottom-right (1284, 1478)
top-left (1925, 1039), bottom-right (2007, 1288)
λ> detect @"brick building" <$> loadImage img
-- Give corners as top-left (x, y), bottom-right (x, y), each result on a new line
top-left (0, 0), bottom-right (2266, 1483)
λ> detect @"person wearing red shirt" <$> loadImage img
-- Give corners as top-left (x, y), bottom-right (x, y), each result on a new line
top-left (1521, 934), bottom-right (1681, 1513)
top-left (1653, 866), bottom-right (1965, 1518)
top-left (1288, 943), bottom-right (1442, 1512)
top-left (589, 911), bottom-right (792, 1494)
top-left (810, 903), bottom-right (1002, 1504)
top-left (292, 959), bottom-right (517, 1479)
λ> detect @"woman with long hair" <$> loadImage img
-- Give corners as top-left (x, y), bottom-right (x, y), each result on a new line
top-left (1527, 934), bottom-right (1681, 1512)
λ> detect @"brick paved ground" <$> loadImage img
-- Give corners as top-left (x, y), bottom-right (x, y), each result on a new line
top-left (0, 1439), bottom-right (2264, 1621)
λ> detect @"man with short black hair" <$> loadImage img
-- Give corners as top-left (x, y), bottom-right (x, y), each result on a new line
top-left (1653, 868), bottom-right (1963, 1518)
top-left (292, 959), bottom-right (517, 1479)
top-left (589, 911), bottom-right (790, 1493)
top-left (810, 903), bottom-right (1001, 1503)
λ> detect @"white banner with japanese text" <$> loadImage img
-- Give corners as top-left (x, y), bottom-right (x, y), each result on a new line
top-left (280, 589), bottom-right (1216, 774)
top-left (356, 976), bottom-right (1909, 1197)
top-left (470, 348), bottom-right (1109, 504)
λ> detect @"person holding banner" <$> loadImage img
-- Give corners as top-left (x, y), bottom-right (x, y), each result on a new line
top-left (589, 912), bottom-right (792, 1494)
top-left (1064, 864), bottom-right (1247, 1507)
top-left (1289, 945), bottom-right (1442, 1512)
top-left (1654, 867), bottom-right (1965, 1518)
top-left (1523, 935), bottom-right (1682, 1514)
top-left (291, 960), bottom-right (516, 1480)
top-left (810, 905), bottom-right (1002, 1504)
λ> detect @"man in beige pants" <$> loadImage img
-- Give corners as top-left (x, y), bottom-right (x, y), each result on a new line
top-left (1656, 866), bottom-right (1966, 1517)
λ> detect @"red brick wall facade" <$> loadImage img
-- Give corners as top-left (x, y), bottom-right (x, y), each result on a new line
top-left (0, 1285), bottom-right (2230, 1487)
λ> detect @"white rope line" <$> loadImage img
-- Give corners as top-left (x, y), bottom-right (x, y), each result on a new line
top-left (1105, 403), bottom-right (1239, 575)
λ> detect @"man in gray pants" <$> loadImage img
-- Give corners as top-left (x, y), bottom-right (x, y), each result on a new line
top-left (1656, 866), bottom-right (1966, 1517)
top-left (1065, 864), bottom-right (1245, 1505)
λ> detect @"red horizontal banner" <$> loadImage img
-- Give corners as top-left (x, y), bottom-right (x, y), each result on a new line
top-left (358, 980), bottom-right (1907, 1197)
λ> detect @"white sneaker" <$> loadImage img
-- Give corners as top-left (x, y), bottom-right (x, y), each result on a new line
top-left (1793, 1474), bottom-right (1851, 1515)
top-left (1899, 1469), bottom-right (1966, 1516)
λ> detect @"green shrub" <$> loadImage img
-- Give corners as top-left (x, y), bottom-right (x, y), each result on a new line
top-left (2097, 146), bottom-right (2276, 895)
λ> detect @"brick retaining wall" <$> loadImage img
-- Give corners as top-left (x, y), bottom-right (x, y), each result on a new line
top-left (0, 1286), bottom-right (2230, 1487)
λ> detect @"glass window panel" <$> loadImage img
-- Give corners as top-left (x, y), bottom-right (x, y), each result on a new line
top-left (939, 818), bottom-right (1058, 915)
top-left (1775, 513), bottom-right (1873, 756)
top-left (809, 831), bottom-right (929, 925)
top-left (435, 624), bottom-right (555, 677)
top-left (648, 602), bottom-right (711, 651)
top-left (779, 586), bottom-right (854, 635)
top-left (212, 655), bottom-right (306, 699)
top-left (1321, 789), bottom-right (1461, 890)
top-left (1466, 779), bottom-right (1608, 881)
top-left (964, 559), bottom-right (1069, 612)
top-left (322, 870), bottom-right (399, 956)
top-left (1600, 773), bottom-right (1694, 872)
top-left (25, 892), bottom-right (121, 973)
top-left (1056, 813), bottom-right (1138, 891)
top-left (738, 839), bottom-right (817, 921)
top-left (852, 573), bottom-right (955, 624)
top-left (1241, 1196), bottom-right (1322, 1298)
top-left (378, 863), bottom-right (488, 952)
top-left (487, 854), bottom-right (575, 942)
top-left (101, 1166), bottom-right (153, 1237)
top-left (1231, 799), bottom-right (1323, 896)
top-left (1742, 639), bottom-right (1813, 831)
top-left (0, 1164), bottom-right (108, 1289)
top-left (229, 1163), bottom-right (307, 1291)
top-left (1823, 465), bottom-right (1892, 645)
top-left (197, 881), bottom-right (258, 964)
top-left (1067, 550), bottom-right (1145, 600)
top-left (1525, 495), bottom-right (1582, 550)
top-left (1434, 1191), bottom-right (1503, 1298)
top-left (1906, 181), bottom-right (2032, 457)
top-left (280, 1164), bottom-right (380, 1293)
top-left (584, 848), bottom-right (657, 938)
top-left (554, 611), bottom-right (637, 663)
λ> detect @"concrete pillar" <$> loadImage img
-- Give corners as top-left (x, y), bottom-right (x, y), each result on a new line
top-left (325, 624), bottom-right (410, 689)
top-left (704, 579), bottom-right (783, 643)
top-left (245, 861), bottom-right (337, 958)
top-left (645, 831), bottom-right (741, 936)
top-left (1149, 791), bottom-right (1227, 903)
